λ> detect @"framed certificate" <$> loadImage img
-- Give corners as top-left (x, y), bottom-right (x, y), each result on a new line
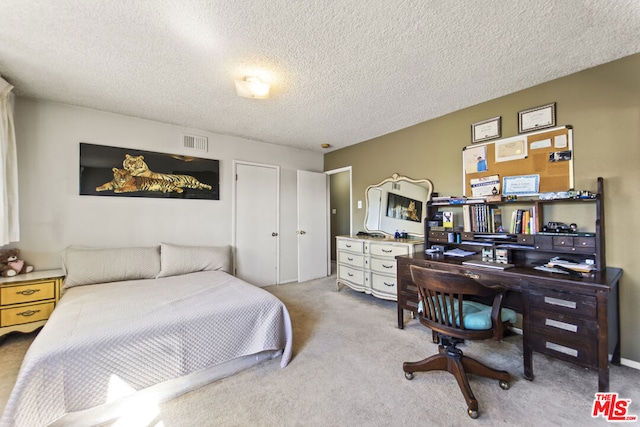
top-left (502, 174), bottom-right (540, 196)
top-left (471, 116), bottom-right (501, 143)
top-left (518, 103), bottom-right (556, 133)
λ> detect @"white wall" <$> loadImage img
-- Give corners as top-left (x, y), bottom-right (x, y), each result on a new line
top-left (12, 98), bottom-right (323, 283)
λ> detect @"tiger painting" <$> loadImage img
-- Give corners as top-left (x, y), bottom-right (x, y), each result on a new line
top-left (96, 168), bottom-right (184, 193)
top-left (122, 154), bottom-right (212, 191)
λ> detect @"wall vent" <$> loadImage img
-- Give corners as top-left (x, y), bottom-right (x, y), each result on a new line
top-left (182, 134), bottom-right (208, 152)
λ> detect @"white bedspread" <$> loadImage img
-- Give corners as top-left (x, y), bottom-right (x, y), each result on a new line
top-left (1, 270), bottom-right (292, 427)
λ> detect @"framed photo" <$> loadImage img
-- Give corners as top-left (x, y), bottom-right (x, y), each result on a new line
top-left (79, 143), bottom-right (220, 200)
top-left (471, 116), bottom-right (501, 143)
top-left (518, 102), bottom-right (556, 133)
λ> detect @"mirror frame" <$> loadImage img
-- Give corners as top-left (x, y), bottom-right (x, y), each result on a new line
top-left (364, 173), bottom-right (434, 238)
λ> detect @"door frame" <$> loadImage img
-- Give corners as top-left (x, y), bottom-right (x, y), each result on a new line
top-left (232, 160), bottom-right (280, 284)
top-left (325, 166), bottom-right (352, 275)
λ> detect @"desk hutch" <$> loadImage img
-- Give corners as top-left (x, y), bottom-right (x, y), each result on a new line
top-left (397, 178), bottom-right (621, 392)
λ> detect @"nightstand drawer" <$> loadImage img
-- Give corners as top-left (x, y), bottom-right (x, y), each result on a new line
top-left (1, 280), bottom-right (57, 305)
top-left (1, 302), bottom-right (55, 327)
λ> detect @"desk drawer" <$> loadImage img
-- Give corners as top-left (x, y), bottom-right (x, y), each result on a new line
top-left (1, 281), bottom-right (57, 305)
top-left (1, 302), bottom-right (55, 327)
top-left (337, 240), bottom-right (364, 253)
top-left (530, 330), bottom-right (596, 367)
top-left (530, 309), bottom-right (597, 343)
top-left (527, 289), bottom-right (596, 318)
top-left (338, 251), bottom-right (365, 268)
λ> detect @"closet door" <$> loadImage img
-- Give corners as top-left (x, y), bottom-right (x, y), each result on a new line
top-left (297, 170), bottom-right (328, 282)
top-left (234, 162), bottom-right (279, 287)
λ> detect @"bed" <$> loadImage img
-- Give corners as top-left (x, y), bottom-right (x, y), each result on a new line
top-left (0, 243), bottom-right (293, 427)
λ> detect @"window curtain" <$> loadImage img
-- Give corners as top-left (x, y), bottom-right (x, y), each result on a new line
top-left (0, 76), bottom-right (19, 245)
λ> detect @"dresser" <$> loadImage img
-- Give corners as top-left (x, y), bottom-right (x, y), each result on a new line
top-left (0, 269), bottom-right (64, 339)
top-left (336, 236), bottom-right (423, 301)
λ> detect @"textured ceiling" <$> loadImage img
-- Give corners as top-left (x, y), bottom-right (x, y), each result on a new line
top-left (1, 1), bottom-right (639, 153)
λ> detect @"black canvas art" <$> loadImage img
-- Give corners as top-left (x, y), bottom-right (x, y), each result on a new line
top-left (79, 143), bottom-right (219, 200)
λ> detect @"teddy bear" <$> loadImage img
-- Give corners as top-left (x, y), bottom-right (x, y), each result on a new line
top-left (0, 248), bottom-right (34, 277)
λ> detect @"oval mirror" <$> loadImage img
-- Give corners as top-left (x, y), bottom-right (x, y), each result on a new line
top-left (364, 173), bottom-right (433, 238)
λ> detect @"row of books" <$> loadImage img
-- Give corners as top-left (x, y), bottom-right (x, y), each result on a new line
top-left (461, 205), bottom-right (538, 234)
top-left (508, 208), bottom-right (538, 234)
top-left (432, 196), bottom-right (485, 205)
top-left (462, 205), bottom-right (502, 233)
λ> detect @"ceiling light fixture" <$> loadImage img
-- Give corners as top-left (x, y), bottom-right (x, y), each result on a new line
top-left (234, 76), bottom-right (270, 99)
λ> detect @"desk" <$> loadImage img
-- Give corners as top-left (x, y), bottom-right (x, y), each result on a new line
top-left (396, 254), bottom-right (621, 392)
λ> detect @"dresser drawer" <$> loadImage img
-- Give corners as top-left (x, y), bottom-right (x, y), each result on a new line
top-left (370, 257), bottom-right (397, 274)
top-left (1, 280), bottom-right (57, 305)
top-left (338, 251), bottom-right (366, 268)
top-left (527, 288), bottom-right (596, 318)
top-left (370, 244), bottom-right (408, 257)
top-left (337, 239), bottom-right (364, 253)
top-left (371, 273), bottom-right (397, 296)
top-left (1, 302), bottom-right (55, 327)
top-left (338, 266), bottom-right (366, 286)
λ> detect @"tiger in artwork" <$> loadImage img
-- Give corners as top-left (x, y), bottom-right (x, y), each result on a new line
top-left (96, 168), bottom-right (184, 193)
top-left (122, 154), bottom-right (212, 190)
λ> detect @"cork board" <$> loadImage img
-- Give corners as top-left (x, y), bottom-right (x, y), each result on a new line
top-left (462, 126), bottom-right (573, 196)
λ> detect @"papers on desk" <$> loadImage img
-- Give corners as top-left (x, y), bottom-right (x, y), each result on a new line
top-left (443, 248), bottom-right (476, 257)
top-left (547, 257), bottom-right (596, 273)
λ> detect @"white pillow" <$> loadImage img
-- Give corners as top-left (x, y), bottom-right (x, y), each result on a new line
top-left (62, 245), bottom-right (161, 289)
top-left (157, 243), bottom-right (232, 278)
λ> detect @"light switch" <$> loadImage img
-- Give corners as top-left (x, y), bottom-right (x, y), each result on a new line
top-left (357, 200), bottom-right (362, 209)
top-left (332, 209), bottom-right (337, 214)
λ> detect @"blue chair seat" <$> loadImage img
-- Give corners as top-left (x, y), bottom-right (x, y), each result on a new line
top-left (418, 296), bottom-right (517, 330)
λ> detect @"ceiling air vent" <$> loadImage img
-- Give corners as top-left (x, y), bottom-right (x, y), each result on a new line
top-left (182, 134), bottom-right (208, 152)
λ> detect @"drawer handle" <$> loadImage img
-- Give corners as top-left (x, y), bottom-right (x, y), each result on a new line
top-left (382, 249), bottom-right (393, 253)
top-left (16, 288), bottom-right (40, 296)
top-left (345, 244), bottom-right (352, 248)
top-left (17, 309), bottom-right (41, 317)
top-left (545, 318), bottom-right (578, 333)
top-left (347, 257), bottom-right (354, 261)
top-left (382, 264), bottom-right (394, 269)
top-left (544, 296), bottom-right (577, 309)
top-left (465, 273), bottom-right (480, 280)
top-left (347, 273), bottom-right (354, 277)
top-left (383, 281), bottom-right (394, 287)
top-left (545, 341), bottom-right (578, 358)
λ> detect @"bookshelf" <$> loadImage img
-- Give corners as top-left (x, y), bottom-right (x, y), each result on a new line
top-left (424, 177), bottom-right (605, 270)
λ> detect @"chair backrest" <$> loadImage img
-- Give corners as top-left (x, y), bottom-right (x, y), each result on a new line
top-left (409, 265), bottom-right (508, 341)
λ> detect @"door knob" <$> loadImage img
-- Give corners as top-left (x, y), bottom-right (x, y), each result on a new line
top-left (298, 230), bottom-right (306, 235)
top-left (272, 232), bottom-right (278, 237)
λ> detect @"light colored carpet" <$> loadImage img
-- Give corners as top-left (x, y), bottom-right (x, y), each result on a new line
top-left (1, 274), bottom-right (639, 426)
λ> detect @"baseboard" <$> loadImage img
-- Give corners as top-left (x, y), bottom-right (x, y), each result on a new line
top-left (621, 358), bottom-right (640, 370)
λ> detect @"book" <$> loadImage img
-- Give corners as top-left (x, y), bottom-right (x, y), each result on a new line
top-left (443, 211), bottom-right (454, 228)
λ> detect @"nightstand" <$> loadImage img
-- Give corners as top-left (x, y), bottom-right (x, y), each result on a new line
top-left (0, 269), bottom-right (64, 340)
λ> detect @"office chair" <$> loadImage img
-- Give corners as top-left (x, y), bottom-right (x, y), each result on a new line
top-left (403, 265), bottom-right (517, 419)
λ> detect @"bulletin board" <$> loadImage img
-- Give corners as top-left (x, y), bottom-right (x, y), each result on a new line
top-left (462, 125), bottom-right (573, 197)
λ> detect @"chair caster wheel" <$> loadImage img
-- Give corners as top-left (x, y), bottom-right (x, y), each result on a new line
top-left (499, 380), bottom-right (509, 390)
top-left (404, 372), bottom-right (414, 380)
top-left (468, 409), bottom-right (479, 419)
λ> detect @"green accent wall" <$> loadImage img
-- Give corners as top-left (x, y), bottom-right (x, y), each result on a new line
top-left (325, 53), bottom-right (640, 364)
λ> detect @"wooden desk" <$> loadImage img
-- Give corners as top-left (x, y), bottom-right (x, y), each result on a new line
top-left (396, 254), bottom-right (621, 392)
